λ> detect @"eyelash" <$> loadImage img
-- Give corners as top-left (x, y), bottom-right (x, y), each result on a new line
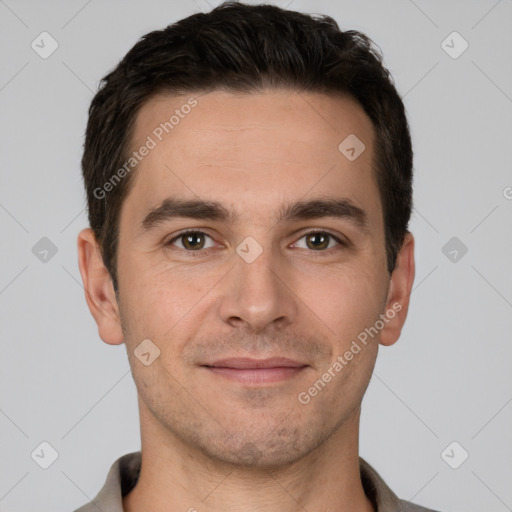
top-left (164, 229), bottom-right (347, 255)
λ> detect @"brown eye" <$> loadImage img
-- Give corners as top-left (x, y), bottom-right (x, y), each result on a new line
top-left (182, 232), bottom-right (205, 250)
top-left (305, 232), bottom-right (330, 250)
top-left (293, 231), bottom-right (344, 251)
top-left (167, 231), bottom-right (214, 251)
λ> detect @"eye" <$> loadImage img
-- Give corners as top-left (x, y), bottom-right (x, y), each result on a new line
top-left (165, 229), bottom-right (346, 254)
top-left (292, 231), bottom-right (345, 251)
top-left (166, 230), bottom-right (216, 251)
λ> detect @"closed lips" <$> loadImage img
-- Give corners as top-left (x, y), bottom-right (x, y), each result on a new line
top-left (204, 357), bottom-right (308, 369)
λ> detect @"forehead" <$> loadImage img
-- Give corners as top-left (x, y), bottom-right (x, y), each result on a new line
top-left (123, 89), bottom-right (380, 229)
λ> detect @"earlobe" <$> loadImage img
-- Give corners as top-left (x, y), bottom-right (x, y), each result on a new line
top-left (77, 228), bottom-right (124, 345)
top-left (379, 231), bottom-right (415, 347)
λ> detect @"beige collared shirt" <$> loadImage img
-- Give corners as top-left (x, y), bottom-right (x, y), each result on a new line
top-left (74, 451), bottom-right (440, 512)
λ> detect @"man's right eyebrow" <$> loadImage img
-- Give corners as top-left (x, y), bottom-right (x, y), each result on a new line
top-left (138, 198), bottom-right (236, 236)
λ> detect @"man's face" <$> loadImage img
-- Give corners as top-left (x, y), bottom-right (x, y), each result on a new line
top-left (108, 90), bottom-right (399, 466)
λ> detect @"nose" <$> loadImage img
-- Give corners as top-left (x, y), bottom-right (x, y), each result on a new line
top-left (218, 241), bottom-right (298, 333)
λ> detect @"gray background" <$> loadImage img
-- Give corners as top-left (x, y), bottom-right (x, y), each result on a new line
top-left (0, 0), bottom-right (511, 511)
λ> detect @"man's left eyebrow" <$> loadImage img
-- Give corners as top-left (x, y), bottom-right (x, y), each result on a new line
top-left (138, 196), bottom-right (370, 235)
top-left (278, 197), bottom-right (370, 233)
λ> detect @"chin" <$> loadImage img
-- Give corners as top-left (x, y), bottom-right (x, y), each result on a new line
top-left (196, 422), bottom-right (329, 470)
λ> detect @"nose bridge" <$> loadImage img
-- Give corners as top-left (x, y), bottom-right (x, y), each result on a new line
top-left (219, 236), bottom-right (296, 331)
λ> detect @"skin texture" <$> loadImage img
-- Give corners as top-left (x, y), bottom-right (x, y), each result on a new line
top-left (78, 90), bottom-right (415, 512)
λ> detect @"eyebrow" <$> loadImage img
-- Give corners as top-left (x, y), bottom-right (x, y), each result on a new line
top-left (139, 196), bottom-right (370, 235)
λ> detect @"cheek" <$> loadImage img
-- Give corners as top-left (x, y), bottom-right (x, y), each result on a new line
top-left (296, 262), bottom-right (384, 342)
top-left (119, 241), bottom-right (386, 354)
top-left (119, 260), bottom-right (218, 347)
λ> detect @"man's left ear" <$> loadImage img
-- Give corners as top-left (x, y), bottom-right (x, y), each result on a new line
top-left (379, 231), bottom-right (415, 347)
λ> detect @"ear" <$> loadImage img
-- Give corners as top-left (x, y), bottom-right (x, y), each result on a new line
top-left (379, 231), bottom-right (415, 347)
top-left (77, 228), bottom-right (124, 345)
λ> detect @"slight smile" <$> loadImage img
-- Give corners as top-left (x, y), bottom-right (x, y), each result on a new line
top-left (202, 357), bottom-right (309, 385)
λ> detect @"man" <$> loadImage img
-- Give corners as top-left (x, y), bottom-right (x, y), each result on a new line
top-left (75, 2), bottom-right (438, 511)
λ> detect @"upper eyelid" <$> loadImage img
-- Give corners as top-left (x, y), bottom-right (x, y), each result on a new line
top-left (293, 230), bottom-right (345, 244)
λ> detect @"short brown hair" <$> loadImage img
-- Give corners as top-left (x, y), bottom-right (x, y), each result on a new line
top-left (82, 1), bottom-right (413, 292)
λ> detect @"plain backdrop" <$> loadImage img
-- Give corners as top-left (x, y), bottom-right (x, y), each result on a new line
top-left (0, 1), bottom-right (511, 511)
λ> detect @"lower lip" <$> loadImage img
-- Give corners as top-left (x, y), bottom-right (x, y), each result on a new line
top-left (205, 366), bottom-right (307, 384)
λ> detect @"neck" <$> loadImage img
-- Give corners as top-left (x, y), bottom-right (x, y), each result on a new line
top-left (123, 404), bottom-right (374, 512)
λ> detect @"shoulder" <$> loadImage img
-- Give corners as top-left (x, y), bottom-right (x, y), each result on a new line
top-left (398, 499), bottom-right (442, 512)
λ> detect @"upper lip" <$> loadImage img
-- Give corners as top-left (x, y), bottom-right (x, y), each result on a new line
top-left (203, 357), bottom-right (307, 369)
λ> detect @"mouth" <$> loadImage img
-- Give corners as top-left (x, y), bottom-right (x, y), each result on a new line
top-left (201, 357), bottom-right (309, 385)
